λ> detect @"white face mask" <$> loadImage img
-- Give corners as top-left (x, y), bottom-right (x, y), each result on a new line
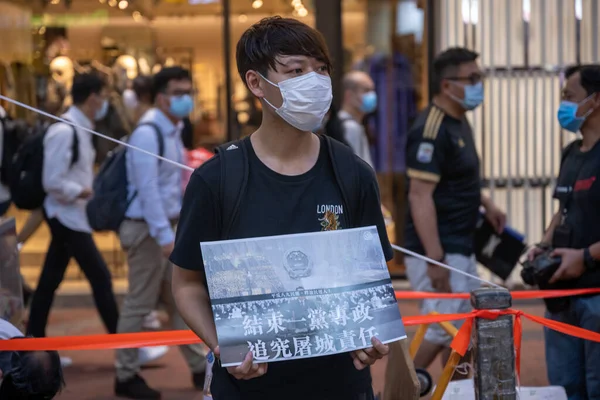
top-left (123, 89), bottom-right (139, 110)
top-left (260, 71), bottom-right (333, 132)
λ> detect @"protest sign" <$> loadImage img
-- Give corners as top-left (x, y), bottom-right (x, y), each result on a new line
top-left (201, 226), bottom-right (407, 367)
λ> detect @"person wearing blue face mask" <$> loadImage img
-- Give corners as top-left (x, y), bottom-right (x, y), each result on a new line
top-left (115, 66), bottom-right (206, 399)
top-left (404, 47), bottom-right (505, 378)
top-left (526, 64), bottom-right (600, 400)
top-left (339, 70), bottom-right (377, 169)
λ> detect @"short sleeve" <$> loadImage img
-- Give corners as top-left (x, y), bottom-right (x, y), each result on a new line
top-left (406, 109), bottom-right (448, 183)
top-left (169, 170), bottom-right (220, 272)
top-left (356, 163), bottom-right (394, 261)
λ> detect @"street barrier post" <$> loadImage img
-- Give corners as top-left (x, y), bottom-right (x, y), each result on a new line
top-left (471, 288), bottom-right (517, 400)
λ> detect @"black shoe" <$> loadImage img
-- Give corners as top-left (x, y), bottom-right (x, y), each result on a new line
top-left (192, 371), bottom-right (205, 390)
top-left (115, 375), bottom-right (161, 399)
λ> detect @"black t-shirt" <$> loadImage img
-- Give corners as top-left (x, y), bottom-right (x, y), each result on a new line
top-left (552, 139), bottom-right (600, 289)
top-left (404, 104), bottom-right (481, 256)
top-left (170, 134), bottom-right (393, 400)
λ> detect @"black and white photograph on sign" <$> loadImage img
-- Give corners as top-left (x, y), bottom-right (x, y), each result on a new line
top-left (200, 226), bottom-right (407, 367)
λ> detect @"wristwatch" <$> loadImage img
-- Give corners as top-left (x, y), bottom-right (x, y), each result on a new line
top-left (583, 247), bottom-right (598, 270)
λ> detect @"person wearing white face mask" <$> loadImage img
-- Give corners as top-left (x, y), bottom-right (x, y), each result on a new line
top-left (170, 16), bottom-right (397, 400)
top-left (28, 74), bottom-right (120, 367)
top-left (339, 70), bottom-right (377, 168)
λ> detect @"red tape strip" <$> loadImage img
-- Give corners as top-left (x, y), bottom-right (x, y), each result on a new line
top-left (2, 308), bottom-right (599, 353)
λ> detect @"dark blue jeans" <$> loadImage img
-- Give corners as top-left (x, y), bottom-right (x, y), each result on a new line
top-left (544, 294), bottom-right (600, 400)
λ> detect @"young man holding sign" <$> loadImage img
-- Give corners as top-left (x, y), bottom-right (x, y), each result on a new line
top-left (170, 17), bottom-right (397, 399)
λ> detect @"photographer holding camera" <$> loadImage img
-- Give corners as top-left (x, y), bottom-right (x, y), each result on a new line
top-left (525, 65), bottom-right (600, 400)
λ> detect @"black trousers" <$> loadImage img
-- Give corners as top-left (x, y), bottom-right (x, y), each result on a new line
top-left (27, 217), bottom-right (119, 337)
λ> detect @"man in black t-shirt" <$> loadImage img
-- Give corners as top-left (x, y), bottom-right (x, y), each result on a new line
top-left (170, 17), bottom-right (395, 400)
top-left (527, 65), bottom-right (600, 399)
top-left (403, 48), bottom-right (506, 373)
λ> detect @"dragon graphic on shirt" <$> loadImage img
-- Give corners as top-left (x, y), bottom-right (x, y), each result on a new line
top-left (319, 210), bottom-right (340, 231)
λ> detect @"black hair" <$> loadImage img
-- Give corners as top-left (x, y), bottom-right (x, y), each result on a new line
top-left (236, 16), bottom-right (332, 86)
top-left (132, 75), bottom-right (153, 101)
top-left (323, 104), bottom-right (348, 146)
top-left (431, 47), bottom-right (480, 95)
top-left (0, 350), bottom-right (65, 399)
top-left (565, 64), bottom-right (600, 95)
top-left (71, 73), bottom-right (106, 105)
top-left (181, 117), bottom-right (194, 150)
top-left (151, 66), bottom-right (192, 103)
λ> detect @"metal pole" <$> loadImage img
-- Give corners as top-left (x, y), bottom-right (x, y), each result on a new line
top-left (455, 0), bottom-right (460, 47)
top-left (592, 0), bottom-right (599, 62)
top-left (471, 288), bottom-right (517, 399)
top-left (575, 0), bottom-right (582, 66)
top-left (505, 0), bottom-right (512, 221)
top-left (222, 0), bottom-right (234, 142)
top-left (488, 0), bottom-right (495, 200)
top-left (427, 0), bottom-right (437, 101)
top-left (479, 0), bottom-right (486, 180)
top-left (523, 0), bottom-right (531, 240)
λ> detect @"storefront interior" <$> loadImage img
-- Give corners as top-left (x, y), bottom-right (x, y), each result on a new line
top-left (1, 0), bottom-right (429, 286)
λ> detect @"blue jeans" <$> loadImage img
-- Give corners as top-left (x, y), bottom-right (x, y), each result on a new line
top-left (545, 294), bottom-right (600, 400)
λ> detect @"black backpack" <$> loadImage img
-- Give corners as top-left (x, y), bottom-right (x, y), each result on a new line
top-left (86, 122), bottom-right (164, 232)
top-left (0, 115), bottom-right (33, 186)
top-left (8, 121), bottom-right (78, 211)
top-left (214, 135), bottom-right (362, 239)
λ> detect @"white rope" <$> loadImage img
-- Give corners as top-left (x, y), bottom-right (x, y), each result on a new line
top-left (392, 244), bottom-right (503, 288)
top-left (2, 94), bottom-right (501, 288)
top-left (0, 94), bottom-right (194, 172)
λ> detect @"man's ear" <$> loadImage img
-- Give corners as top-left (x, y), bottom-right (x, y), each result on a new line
top-left (245, 70), bottom-right (264, 98)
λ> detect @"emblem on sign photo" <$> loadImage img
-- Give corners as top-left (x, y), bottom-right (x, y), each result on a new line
top-left (416, 142), bottom-right (434, 163)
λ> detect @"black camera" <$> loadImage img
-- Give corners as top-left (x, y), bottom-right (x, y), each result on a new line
top-left (520, 248), bottom-right (562, 286)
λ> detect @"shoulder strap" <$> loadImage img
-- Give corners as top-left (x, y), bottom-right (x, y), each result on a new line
top-left (136, 122), bottom-right (165, 161)
top-left (323, 135), bottom-right (361, 227)
top-left (214, 137), bottom-right (249, 239)
top-left (60, 119), bottom-right (79, 167)
top-left (560, 140), bottom-right (579, 165)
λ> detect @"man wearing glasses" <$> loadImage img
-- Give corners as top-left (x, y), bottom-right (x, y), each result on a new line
top-left (403, 47), bottom-right (506, 376)
top-left (115, 66), bottom-right (206, 399)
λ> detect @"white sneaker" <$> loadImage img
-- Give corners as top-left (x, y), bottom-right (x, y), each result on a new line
top-left (60, 357), bottom-right (73, 368)
top-left (138, 346), bottom-right (169, 366)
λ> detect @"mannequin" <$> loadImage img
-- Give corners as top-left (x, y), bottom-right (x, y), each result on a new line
top-left (48, 56), bottom-right (75, 112)
top-left (113, 55), bottom-right (138, 94)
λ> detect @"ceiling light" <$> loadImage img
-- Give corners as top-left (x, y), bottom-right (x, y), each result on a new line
top-left (291, 0), bottom-right (301, 6)
top-left (238, 13), bottom-right (248, 22)
top-left (50, 0), bottom-right (60, 4)
top-left (132, 10), bottom-right (142, 21)
top-left (108, 0), bottom-right (117, 6)
top-left (252, 0), bottom-right (263, 9)
top-left (297, 7), bottom-right (308, 17)
top-left (118, 0), bottom-right (128, 9)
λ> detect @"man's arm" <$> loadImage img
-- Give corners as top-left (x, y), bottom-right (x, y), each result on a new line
top-left (171, 266), bottom-right (218, 349)
top-left (42, 123), bottom-right (86, 202)
top-left (408, 179), bottom-right (444, 261)
top-left (169, 169), bottom-right (268, 380)
top-left (405, 120), bottom-right (452, 292)
top-left (128, 126), bottom-right (174, 249)
top-left (481, 194), bottom-right (506, 234)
